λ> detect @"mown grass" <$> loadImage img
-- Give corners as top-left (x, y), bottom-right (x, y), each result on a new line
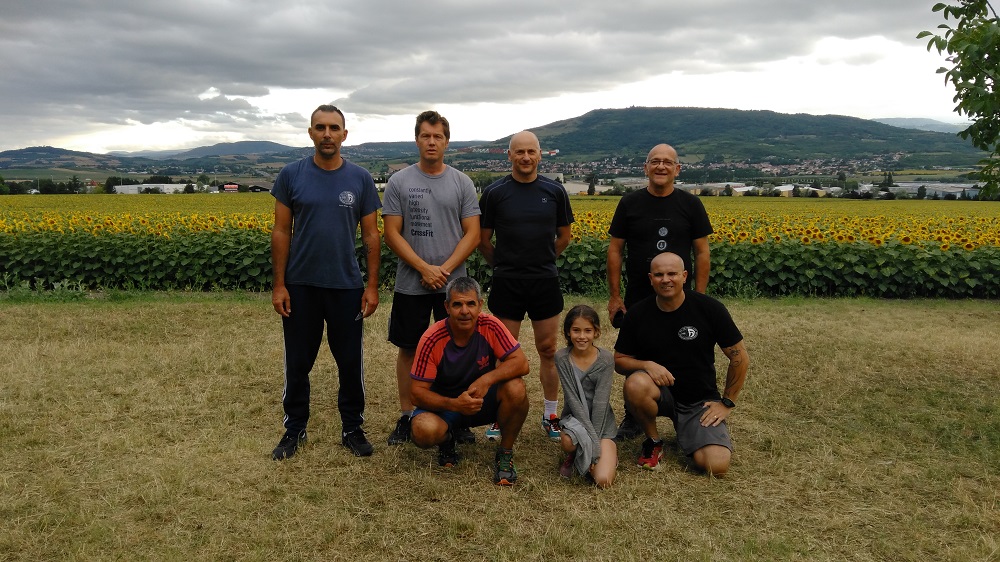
top-left (1, 293), bottom-right (997, 561)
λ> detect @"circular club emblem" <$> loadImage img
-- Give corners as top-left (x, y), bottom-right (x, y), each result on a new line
top-left (678, 326), bottom-right (698, 341)
top-left (339, 191), bottom-right (356, 205)
top-left (658, 226), bottom-right (669, 237)
top-left (656, 240), bottom-right (668, 251)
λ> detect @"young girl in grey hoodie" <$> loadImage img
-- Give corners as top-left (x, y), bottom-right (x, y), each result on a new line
top-left (555, 305), bottom-right (618, 488)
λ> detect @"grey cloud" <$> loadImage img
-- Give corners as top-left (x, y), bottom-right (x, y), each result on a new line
top-left (0, 0), bottom-right (950, 150)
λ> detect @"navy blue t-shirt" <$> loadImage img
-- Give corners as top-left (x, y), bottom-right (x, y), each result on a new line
top-left (479, 174), bottom-right (574, 278)
top-left (271, 157), bottom-right (381, 289)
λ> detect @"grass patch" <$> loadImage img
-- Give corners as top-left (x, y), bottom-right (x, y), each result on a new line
top-left (1, 295), bottom-right (997, 560)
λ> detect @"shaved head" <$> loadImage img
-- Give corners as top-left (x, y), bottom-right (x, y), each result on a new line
top-left (509, 130), bottom-right (540, 151)
top-left (650, 251), bottom-right (685, 274)
top-left (647, 143), bottom-right (678, 161)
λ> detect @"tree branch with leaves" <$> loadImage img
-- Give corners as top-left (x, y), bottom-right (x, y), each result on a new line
top-left (918, 0), bottom-right (1000, 199)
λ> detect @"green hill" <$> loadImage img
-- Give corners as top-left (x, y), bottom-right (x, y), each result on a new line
top-left (488, 107), bottom-right (984, 165)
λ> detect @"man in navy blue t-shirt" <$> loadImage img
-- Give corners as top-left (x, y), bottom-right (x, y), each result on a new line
top-left (269, 105), bottom-right (382, 460)
top-left (479, 130), bottom-right (574, 441)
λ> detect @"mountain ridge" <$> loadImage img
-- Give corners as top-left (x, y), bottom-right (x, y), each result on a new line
top-left (0, 108), bottom-right (984, 170)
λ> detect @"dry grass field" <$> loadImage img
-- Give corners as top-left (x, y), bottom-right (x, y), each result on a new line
top-left (1, 292), bottom-right (998, 561)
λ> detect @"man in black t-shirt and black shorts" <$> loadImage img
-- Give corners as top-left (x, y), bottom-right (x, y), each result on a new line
top-left (479, 130), bottom-right (574, 441)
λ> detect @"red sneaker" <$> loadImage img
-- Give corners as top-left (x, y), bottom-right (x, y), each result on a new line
top-left (637, 438), bottom-right (663, 470)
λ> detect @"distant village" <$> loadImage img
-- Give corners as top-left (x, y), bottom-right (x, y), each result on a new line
top-left (4, 149), bottom-right (980, 199)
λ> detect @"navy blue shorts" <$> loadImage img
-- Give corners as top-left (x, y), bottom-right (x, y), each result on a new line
top-left (412, 384), bottom-right (500, 430)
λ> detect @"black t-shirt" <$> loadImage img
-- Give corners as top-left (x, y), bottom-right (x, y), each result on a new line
top-left (608, 188), bottom-right (713, 307)
top-left (614, 291), bottom-right (742, 405)
top-left (479, 174), bottom-right (574, 279)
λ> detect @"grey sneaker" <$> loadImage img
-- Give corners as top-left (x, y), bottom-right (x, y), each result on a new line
top-left (342, 428), bottom-right (374, 457)
top-left (272, 429), bottom-right (307, 460)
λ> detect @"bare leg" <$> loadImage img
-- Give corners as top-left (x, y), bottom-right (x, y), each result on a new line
top-left (496, 378), bottom-right (529, 450)
top-left (590, 438), bottom-right (618, 488)
top-left (623, 371), bottom-right (661, 441)
top-left (559, 432), bottom-right (575, 454)
top-left (693, 445), bottom-right (731, 477)
top-left (409, 412), bottom-right (449, 449)
top-left (531, 315), bottom-right (560, 403)
top-left (395, 347), bottom-right (416, 412)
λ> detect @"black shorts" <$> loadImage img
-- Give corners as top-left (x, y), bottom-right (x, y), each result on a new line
top-left (388, 292), bottom-right (447, 349)
top-left (487, 276), bottom-right (563, 321)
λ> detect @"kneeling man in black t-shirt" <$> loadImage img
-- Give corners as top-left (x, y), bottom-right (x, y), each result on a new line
top-left (614, 252), bottom-right (749, 476)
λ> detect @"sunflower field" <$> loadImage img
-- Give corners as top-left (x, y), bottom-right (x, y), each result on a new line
top-left (1, 194), bottom-right (998, 297)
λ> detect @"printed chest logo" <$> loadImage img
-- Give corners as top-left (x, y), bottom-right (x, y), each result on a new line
top-left (339, 191), bottom-right (356, 205)
top-left (477, 355), bottom-right (490, 369)
top-left (678, 326), bottom-right (698, 341)
top-left (656, 226), bottom-right (670, 251)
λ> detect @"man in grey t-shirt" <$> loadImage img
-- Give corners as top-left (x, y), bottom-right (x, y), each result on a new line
top-left (382, 110), bottom-right (481, 446)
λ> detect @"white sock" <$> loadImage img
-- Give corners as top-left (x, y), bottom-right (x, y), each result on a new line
top-left (543, 400), bottom-right (558, 419)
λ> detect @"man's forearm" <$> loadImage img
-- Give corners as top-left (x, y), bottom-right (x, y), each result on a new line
top-left (613, 353), bottom-right (650, 375)
top-left (411, 387), bottom-right (455, 412)
top-left (361, 222), bottom-right (381, 289)
top-left (721, 343), bottom-right (749, 400)
top-left (271, 231), bottom-right (291, 288)
top-left (443, 227), bottom-right (481, 273)
top-left (607, 238), bottom-right (624, 299)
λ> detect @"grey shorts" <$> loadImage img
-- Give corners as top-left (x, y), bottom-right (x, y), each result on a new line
top-left (657, 388), bottom-right (734, 456)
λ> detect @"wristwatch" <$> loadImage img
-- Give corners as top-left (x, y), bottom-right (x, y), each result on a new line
top-left (720, 397), bottom-right (736, 408)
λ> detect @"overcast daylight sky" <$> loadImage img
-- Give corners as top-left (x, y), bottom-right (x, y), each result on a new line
top-left (0, 0), bottom-right (966, 154)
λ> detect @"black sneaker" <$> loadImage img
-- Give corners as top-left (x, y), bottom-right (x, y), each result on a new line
top-left (387, 415), bottom-right (411, 445)
top-left (342, 428), bottom-right (374, 457)
top-left (272, 429), bottom-right (307, 460)
top-left (438, 433), bottom-right (459, 467)
top-left (615, 410), bottom-right (642, 441)
top-left (494, 447), bottom-right (517, 486)
top-left (454, 425), bottom-right (476, 445)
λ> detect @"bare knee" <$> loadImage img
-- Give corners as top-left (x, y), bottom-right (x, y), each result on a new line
top-left (536, 341), bottom-right (557, 362)
top-left (409, 413), bottom-right (446, 449)
top-left (590, 439), bottom-right (617, 488)
top-left (592, 472), bottom-right (615, 489)
top-left (560, 432), bottom-right (575, 453)
top-left (591, 462), bottom-right (617, 489)
top-left (623, 371), bottom-right (657, 408)
top-left (498, 378), bottom-right (528, 406)
top-left (693, 445), bottom-right (731, 477)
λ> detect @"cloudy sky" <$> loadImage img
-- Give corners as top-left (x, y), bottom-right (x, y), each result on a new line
top-left (0, 0), bottom-right (964, 154)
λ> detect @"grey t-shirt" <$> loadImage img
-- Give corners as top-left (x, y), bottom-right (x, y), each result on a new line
top-left (382, 164), bottom-right (480, 294)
